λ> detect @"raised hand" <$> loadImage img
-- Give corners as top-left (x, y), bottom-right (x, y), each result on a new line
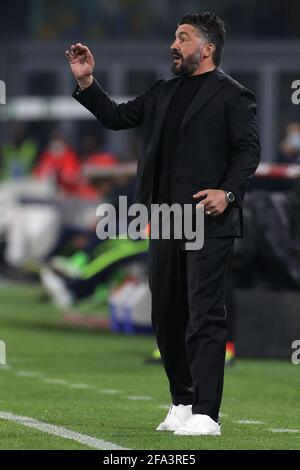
top-left (65, 43), bottom-right (95, 89)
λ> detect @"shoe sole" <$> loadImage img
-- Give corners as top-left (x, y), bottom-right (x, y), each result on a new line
top-left (156, 425), bottom-right (177, 432)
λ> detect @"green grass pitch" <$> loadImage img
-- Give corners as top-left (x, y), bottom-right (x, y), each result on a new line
top-left (0, 284), bottom-right (299, 450)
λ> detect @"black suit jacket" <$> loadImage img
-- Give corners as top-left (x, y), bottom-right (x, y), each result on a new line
top-left (73, 67), bottom-right (260, 237)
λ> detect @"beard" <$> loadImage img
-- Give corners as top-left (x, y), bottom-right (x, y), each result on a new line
top-left (171, 50), bottom-right (202, 76)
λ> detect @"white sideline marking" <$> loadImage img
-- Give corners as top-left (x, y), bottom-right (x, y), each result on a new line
top-left (0, 411), bottom-right (128, 450)
top-left (43, 378), bottom-right (69, 385)
top-left (68, 383), bottom-right (93, 390)
top-left (13, 369), bottom-right (121, 395)
top-left (15, 373), bottom-right (94, 391)
top-left (127, 395), bottom-right (152, 401)
top-left (15, 371), bottom-right (42, 378)
top-left (268, 428), bottom-right (300, 434)
top-left (98, 389), bottom-right (121, 395)
top-left (235, 420), bottom-right (266, 425)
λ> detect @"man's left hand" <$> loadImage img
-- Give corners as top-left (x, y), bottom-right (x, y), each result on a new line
top-left (193, 189), bottom-right (228, 216)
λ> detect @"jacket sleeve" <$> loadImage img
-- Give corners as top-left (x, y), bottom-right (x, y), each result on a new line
top-left (219, 88), bottom-right (261, 208)
top-left (72, 78), bottom-right (163, 130)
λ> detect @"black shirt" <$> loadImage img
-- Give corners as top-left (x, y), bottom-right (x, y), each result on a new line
top-left (153, 71), bottom-right (213, 204)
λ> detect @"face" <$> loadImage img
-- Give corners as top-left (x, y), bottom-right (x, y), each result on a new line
top-left (170, 24), bottom-right (212, 76)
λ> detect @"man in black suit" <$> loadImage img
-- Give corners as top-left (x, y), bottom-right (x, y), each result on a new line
top-left (66, 11), bottom-right (260, 436)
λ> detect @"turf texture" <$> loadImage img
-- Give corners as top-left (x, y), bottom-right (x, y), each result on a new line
top-left (0, 284), bottom-right (299, 450)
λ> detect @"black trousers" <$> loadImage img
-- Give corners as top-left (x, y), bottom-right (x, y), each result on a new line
top-left (148, 236), bottom-right (235, 422)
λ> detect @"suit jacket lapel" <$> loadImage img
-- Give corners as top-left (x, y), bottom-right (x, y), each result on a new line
top-left (179, 67), bottom-right (227, 133)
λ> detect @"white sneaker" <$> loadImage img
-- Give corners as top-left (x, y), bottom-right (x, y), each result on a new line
top-left (156, 404), bottom-right (192, 432)
top-left (174, 414), bottom-right (221, 436)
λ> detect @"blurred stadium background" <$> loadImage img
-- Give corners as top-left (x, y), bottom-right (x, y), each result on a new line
top-left (0, 0), bottom-right (300, 450)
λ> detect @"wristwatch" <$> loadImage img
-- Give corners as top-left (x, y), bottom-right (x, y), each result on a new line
top-left (224, 190), bottom-right (236, 204)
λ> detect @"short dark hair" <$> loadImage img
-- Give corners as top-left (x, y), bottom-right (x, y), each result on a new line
top-left (179, 12), bottom-right (226, 66)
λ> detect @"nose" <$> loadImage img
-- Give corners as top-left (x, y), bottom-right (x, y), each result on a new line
top-left (170, 38), bottom-right (179, 50)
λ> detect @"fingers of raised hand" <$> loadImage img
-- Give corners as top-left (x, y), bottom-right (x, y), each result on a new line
top-left (68, 44), bottom-right (83, 57)
top-left (66, 43), bottom-right (93, 62)
top-left (74, 43), bottom-right (91, 57)
top-left (65, 48), bottom-right (78, 63)
top-left (65, 50), bottom-right (72, 61)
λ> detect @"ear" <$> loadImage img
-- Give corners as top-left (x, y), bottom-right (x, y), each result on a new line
top-left (203, 43), bottom-right (216, 59)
